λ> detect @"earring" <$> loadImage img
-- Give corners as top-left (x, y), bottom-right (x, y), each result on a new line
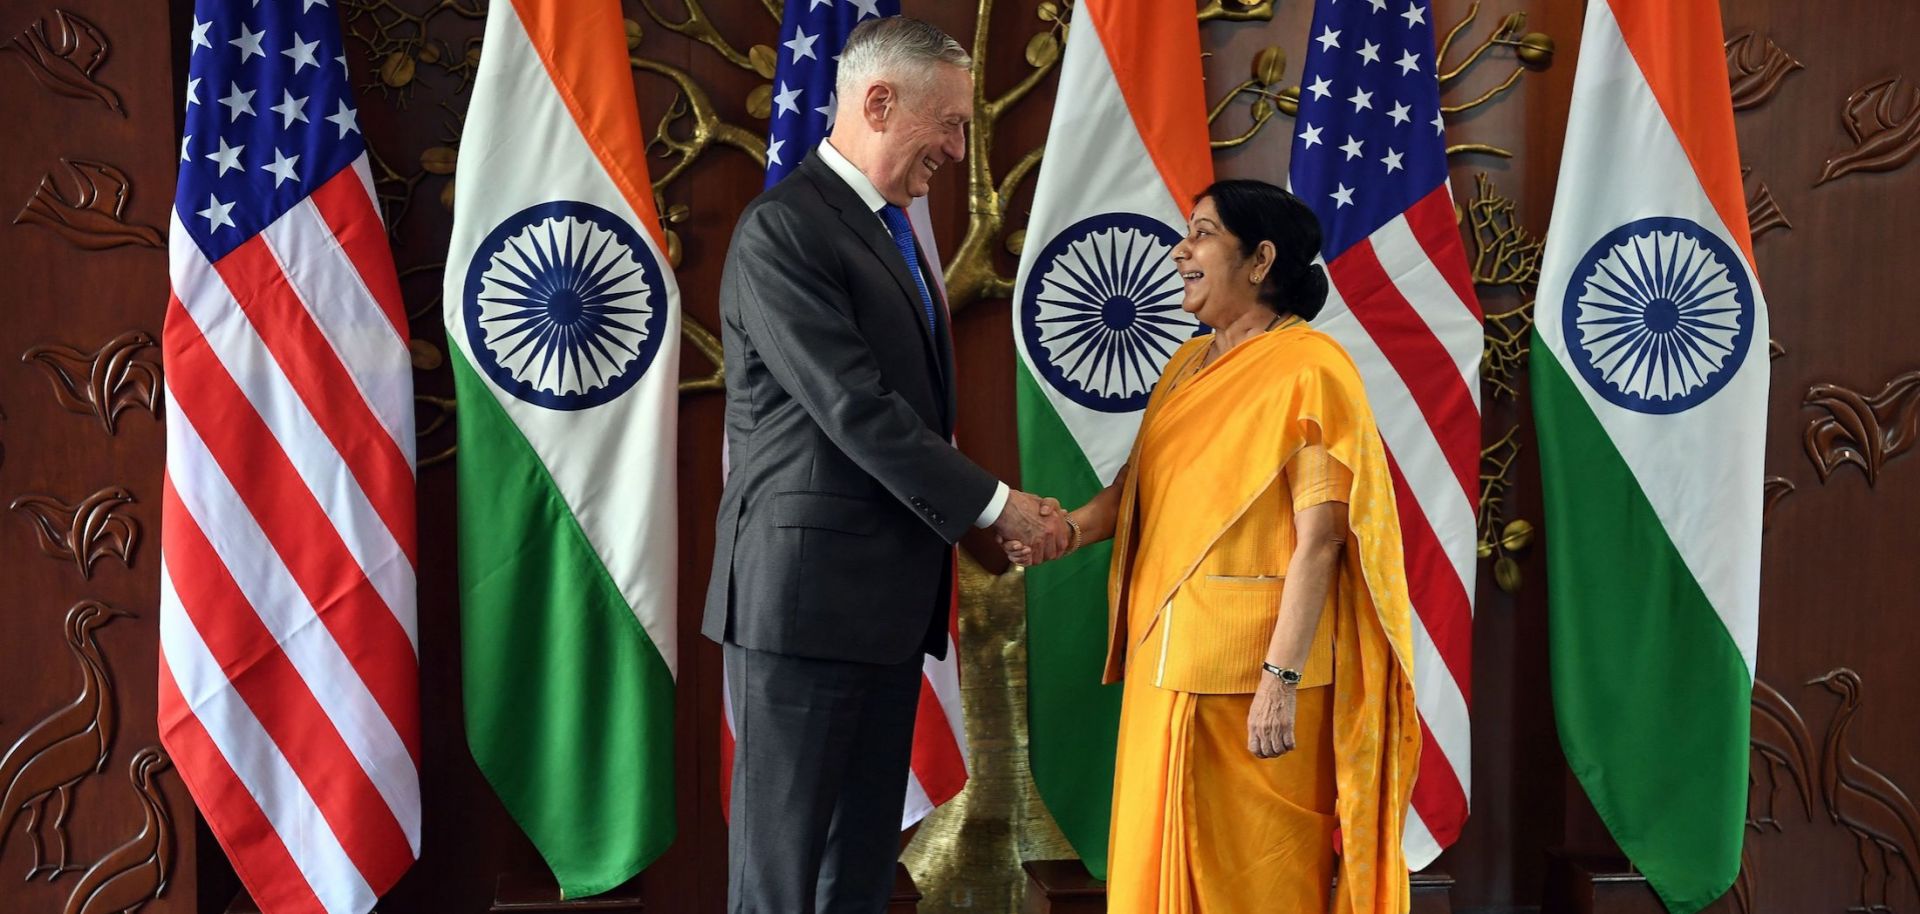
top-left (1251, 273), bottom-right (1264, 283)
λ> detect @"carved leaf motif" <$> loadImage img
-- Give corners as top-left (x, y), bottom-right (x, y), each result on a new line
top-left (2, 9), bottom-right (122, 114)
top-left (22, 330), bottom-right (160, 435)
top-left (1761, 476), bottom-right (1794, 527)
top-left (1725, 31), bottom-right (1800, 111)
top-left (1803, 370), bottom-right (1920, 485)
top-left (1746, 181), bottom-right (1790, 238)
top-left (8, 486), bottom-right (138, 579)
top-left (1817, 76), bottom-right (1920, 186)
top-left (60, 748), bottom-right (172, 914)
top-left (13, 158), bottom-right (163, 250)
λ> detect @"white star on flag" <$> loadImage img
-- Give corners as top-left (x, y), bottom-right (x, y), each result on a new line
top-left (1381, 148), bottom-right (1403, 172)
top-left (1340, 135), bottom-right (1364, 160)
top-left (815, 91), bottom-right (837, 128)
top-left (1347, 87), bottom-right (1373, 112)
top-left (1300, 123), bottom-right (1323, 148)
top-left (773, 82), bottom-right (802, 117)
top-left (264, 149), bottom-right (301, 187)
top-left (1402, 1), bottom-right (1426, 26)
top-left (1307, 76), bottom-right (1333, 100)
top-left (1432, 110), bottom-right (1446, 134)
top-left (326, 99), bottom-right (359, 138)
top-left (1396, 49), bottom-right (1421, 75)
top-left (1330, 183), bottom-right (1354, 207)
top-left (1387, 100), bottom-right (1411, 124)
top-left (784, 27), bottom-right (819, 62)
top-left (284, 33), bottom-right (320, 72)
top-left (846, 0), bottom-right (882, 19)
top-left (1315, 26), bottom-right (1341, 51)
top-left (181, 134), bottom-right (192, 162)
top-left (190, 17), bottom-right (212, 51)
top-left (219, 82), bottom-right (255, 121)
top-left (229, 23), bottom-right (265, 62)
top-left (186, 77), bottom-right (201, 107)
top-left (197, 194), bottom-right (236, 231)
top-left (767, 137), bottom-right (785, 165)
top-left (208, 137), bottom-right (245, 175)
top-left (272, 90), bottom-right (308, 127)
top-left (302, 0), bottom-right (328, 9)
top-left (1367, 0), bottom-right (1387, 10)
top-left (1358, 39), bottom-right (1380, 64)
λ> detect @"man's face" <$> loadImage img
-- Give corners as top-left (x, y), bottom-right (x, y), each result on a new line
top-left (870, 63), bottom-right (971, 204)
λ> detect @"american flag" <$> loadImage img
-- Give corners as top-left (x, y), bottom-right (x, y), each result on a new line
top-left (719, 0), bottom-right (972, 826)
top-left (160, 2), bottom-right (419, 912)
top-left (1289, 0), bottom-right (1481, 866)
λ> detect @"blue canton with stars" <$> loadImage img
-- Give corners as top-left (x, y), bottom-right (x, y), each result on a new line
top-left (176, 0), bottom-right (363, 261)
top-left (764, 0), bottom-right (897, 188)
top-left (1289, 0), bottom-right (1451, 259)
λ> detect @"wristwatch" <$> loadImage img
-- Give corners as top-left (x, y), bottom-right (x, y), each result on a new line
top-left (1261, 661), bottom-right (1302, 685)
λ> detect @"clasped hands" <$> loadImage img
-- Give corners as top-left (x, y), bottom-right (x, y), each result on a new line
top-left (990, 490), bottom-right (1072, 568)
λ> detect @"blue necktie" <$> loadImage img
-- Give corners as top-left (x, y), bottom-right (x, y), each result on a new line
top-left (878, 204), bottom-right (938, 337)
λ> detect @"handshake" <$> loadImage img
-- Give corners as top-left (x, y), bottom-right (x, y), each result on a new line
top-left (990, 489), bottom-right (1076, 568)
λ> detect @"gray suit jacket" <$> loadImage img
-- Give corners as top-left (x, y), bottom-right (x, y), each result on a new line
top-left (703, 152), bottom-right (999, 664)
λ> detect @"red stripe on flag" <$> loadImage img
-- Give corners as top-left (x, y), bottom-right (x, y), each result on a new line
top-left (1381, 445), bottom-right (1474, 700)
top-left (307, 169), bottom-right (410, 343)
top-left (211, 238), bottom-right (418, 568)
top-left (1404, 187), bottom-right (1483, 321)
top-left (1328, 243), bottom-right (1481, 505)
top-left (909, 678), bottom-right (968, 805)
top-left (162, 479), bottom-right (415, 891)
top-left (158, 653), bottom-right (331, 914)
top-left (163, 295), bottom-right (421, 763)
top-left (1413, 714), bottom-right (1470, 849)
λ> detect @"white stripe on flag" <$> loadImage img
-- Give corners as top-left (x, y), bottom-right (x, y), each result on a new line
top-left (160, 561), bottom-right (378, 914)
top-left (1370, 216), bottom-right (1484, 411)
top-left (902, 771), bottom-right (934, 827)
top-left (1403, 804), bottom-right (1442, 870)
top-left (260, 195), bottom-right (417, 463)
top-left (922, 635), bottom-right (968, 761)
top-left (169, 216), bottom-right (419, 650)
top-left (1316, 283), bottom-right (1479, 590)
top-left (164, 396), bottom-right (422, 846)
top-left (1409, 612), bottom-right (1472, 790)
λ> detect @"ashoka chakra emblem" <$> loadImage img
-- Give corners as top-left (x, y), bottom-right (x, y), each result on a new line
top-left (1019, 212), bottom-right (1200, 413)
top-left (464, 200), bottom-right (669, 411)
top-left (1562, 216), bottom-right (1755, 415)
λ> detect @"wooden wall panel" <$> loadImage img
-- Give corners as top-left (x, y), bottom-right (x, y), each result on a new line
top-left (6, 0), bottom-right (1919, 912)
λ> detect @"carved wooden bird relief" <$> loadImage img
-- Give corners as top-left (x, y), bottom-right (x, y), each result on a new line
top-left (1810, 668), bottom-right (1920, 913)
top-left (0, 601), bottom-right (129, 881)
top-left (60, 748), bottom-right (173, 914)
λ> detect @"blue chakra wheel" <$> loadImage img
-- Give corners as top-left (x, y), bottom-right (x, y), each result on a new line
top-left (463, 200), bottom-right (668, 411)
top-left (1562, 216), bottom-right (1755, 415)
top-left (1019, 212), bottom-right (1200, 413)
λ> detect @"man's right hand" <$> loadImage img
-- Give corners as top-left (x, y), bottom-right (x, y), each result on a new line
top-left (992, 490), bottom-right (1069, 565)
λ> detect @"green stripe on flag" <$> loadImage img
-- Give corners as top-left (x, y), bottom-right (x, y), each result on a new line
top-left (1534, 348), bottom-right (1749, 914)
top-left (452, 348), bottom-right (676, 898)
top-left (1017, 360), bottom-right (1124, 878)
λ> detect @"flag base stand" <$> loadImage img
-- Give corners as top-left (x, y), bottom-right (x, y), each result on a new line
top-left (488, 872), bottom-right (644, 912)
top-left (1543, 852), bottom-right (1664, 914)
top-left (1020, 858), bottom-right (1455, 912)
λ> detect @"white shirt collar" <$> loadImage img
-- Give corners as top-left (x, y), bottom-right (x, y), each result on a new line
top-left (817, 139), bottom-right (890, 214)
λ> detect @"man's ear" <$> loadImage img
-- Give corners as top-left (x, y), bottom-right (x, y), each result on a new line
top-left (863, 81), bottom-right (895, 129)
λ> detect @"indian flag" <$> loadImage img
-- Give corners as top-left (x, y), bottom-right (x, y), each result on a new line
top-left (1532, 1), bottom-right (1767, 911)
top-left (1014, 0), bottom-right (1212, 876)
top-left (443, 0), bottom-right (681, 897)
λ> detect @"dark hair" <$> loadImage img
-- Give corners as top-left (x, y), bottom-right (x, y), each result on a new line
top-left (1197, 179), bottom-right (1329, 320)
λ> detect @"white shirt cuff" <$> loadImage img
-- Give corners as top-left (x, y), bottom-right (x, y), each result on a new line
top-left (973, 481), bottom-right (1011, 528)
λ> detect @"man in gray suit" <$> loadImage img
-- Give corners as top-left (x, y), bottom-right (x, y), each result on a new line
top-left (703, 16), bottom-right (1068, 914)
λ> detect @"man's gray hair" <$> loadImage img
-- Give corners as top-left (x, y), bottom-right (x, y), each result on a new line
top-left (835, 16), bottom-right (972, 100)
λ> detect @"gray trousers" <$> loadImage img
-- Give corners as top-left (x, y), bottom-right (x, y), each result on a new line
top-left (725, 643), bottom-right (922, 914)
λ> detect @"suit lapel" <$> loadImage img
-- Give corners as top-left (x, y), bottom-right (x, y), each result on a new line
top-left (802, 155), bottom-right (945, 378)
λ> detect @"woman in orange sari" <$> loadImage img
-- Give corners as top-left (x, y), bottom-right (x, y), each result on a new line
top-left (1008, 180), bottom-right (1421, 913)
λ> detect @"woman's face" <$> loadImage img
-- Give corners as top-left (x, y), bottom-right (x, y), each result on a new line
top-left (1171, 197), bottom-right (1263, 329)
